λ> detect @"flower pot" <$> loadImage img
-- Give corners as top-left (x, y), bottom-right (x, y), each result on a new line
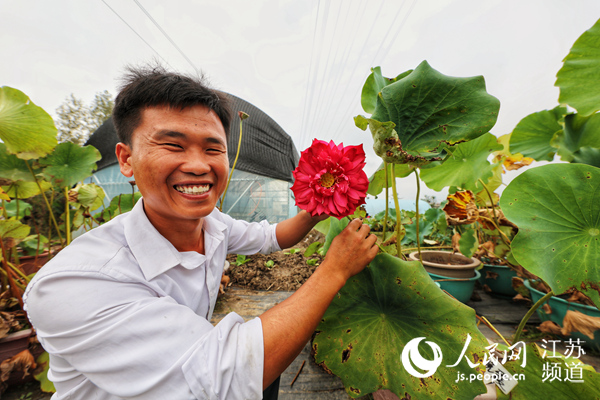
top-left (18, 251), bottom-right (52, 275)
top-left (524, 280), bottom-right (600, 352)
top-left (428, 270), bottom-right (481, 304)
top-left (408, 250), bottom-right (480, 278)
top-left (0, 329), bottom-right (32, 362)
top-left (0, 328), bottom-right (37, 387)
top-left (479, 264), bottom-right (518, 297)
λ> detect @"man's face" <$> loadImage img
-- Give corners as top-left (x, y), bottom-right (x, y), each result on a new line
top-left (116, 105), bottom-right (229, 228)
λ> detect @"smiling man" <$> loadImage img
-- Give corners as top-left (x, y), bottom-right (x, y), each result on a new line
top-left (24, 66), bottom-right (378, 400)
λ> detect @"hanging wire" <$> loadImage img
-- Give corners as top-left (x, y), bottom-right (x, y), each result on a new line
top-left (300, 0), bottom-right (323, 150)
top-left (330, 0), bottom-right (417, 142)
top-left (131, 0), bottom-right (200, 75)
top-left (319, 0), bottom-right (387, 141)
top-left (301, 1), bottom-right (332, 149)
top-left (99, 0), bottom-right (172, 68)
top-left (304, 1), bottom-right (344, 142)
top-left (316, 0), bottom-right (369, 137)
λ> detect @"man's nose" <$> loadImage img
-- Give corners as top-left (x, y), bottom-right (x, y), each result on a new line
top-left (179, 151), bottom-right (211, 175)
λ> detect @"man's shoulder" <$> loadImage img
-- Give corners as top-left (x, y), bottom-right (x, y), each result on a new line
top-left (37, 213), bottom-right (131, 277)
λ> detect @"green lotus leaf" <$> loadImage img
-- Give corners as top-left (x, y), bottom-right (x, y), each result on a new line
top-left (458, 227), bottom-right (478, 258)
top-left (556, 19), bottom-right (600, 117)
top-left (402, 216), bottom-right (434, 245)
top-left (40, 143), bottom-right (101, 188)
top-left (96, 192), bottom-right (142, 222)
top-left (322, 216), bottom-right (349, 254)
top-left (509, 106), bottom-right (567, 161)
top-left (497, 343), bottom-right (600, 399)
top-left (34, 351), bottom-right (56, 393)
top-left (313, 253), bottom-right (488, 399)
top-left (500, 163), bottom-right (600, 308)
top-left (554, 113), bottom-right (600, 166)
top-left (0, 143), bottom-right (38, 182)
top-left (4, 200), bottom-right (32, 219)
top-left (2, 180), bottom-right (52, 199)
top-left (0, 86), bottom-right (57, 159)
top-left (73, 183), bottom-right (106, 211)
top-left (476, 164), bottom-right (503, 204)
top-left (361, 67), bottom-right (413, 114)
top-left (357, 60), bottom-right (500, 166)
top-left (571, 147), bottom-right (600, 168)
top-left (420, 133), bottom-right (502, 192)
top-left (367, 161), bottom-right (415, 196)
top-left (0, 219), bottom-right (31, 249)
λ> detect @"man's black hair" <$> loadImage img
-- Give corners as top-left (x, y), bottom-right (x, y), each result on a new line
top-left (112, 64), bottom-right (232, 145)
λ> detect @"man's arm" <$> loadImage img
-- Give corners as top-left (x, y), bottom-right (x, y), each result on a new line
top-left (274, 210), bottom-right (327, 249)
top-left (260, 219), bottom-right (378, 388)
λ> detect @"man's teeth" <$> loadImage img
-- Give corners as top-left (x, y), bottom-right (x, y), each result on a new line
top-left (175, 185), bottom-right (210, 195)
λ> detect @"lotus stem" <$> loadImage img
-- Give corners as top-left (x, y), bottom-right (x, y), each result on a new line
top-left (476, 315), bottom-right (511, 347)
top-left (390, 166), bottom-right (402, 257)
top-left (382, 162), bottom-right (389, 241)
top-left (6, 260), bottom-right (31, 283)
top-left (0, 234), bottom-right (23, 307)
top-left (477, 216), bottom-right (511, 244)
top-left (25, 160), bottom-right (64, 246)
top-left (512, 289), bottom-right (554, 344)
top-left (402, 245), bottom-right (453, 253)
top-left (220, 111), bottom-right (248, 211)
top-left (65, 187), bottom-right (71, 245)
top-left (414, 169), bottom-right (422, 262)
top-left (478, 178), bottom-right (510, 249)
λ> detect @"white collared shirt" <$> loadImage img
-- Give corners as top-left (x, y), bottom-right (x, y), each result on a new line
top-left (24, 199), bottom-right (281, 400)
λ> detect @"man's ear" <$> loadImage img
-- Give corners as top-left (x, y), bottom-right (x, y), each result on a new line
top-left (115, 143), bottom-right (134, 178)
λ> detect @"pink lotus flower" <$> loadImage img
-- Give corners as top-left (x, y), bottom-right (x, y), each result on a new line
top-left (291, 139), bottom-right (369, 219)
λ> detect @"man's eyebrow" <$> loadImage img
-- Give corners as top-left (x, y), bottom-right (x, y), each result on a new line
top-left (205, 137), bottom-right (226, 146)
top-left (153, 130), bottom-right (187, 140)
top-left (152, 130), bottom-right (226, 146)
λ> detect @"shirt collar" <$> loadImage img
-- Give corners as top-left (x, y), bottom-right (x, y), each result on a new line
top-left (123, 199), bottom-right (227, 281)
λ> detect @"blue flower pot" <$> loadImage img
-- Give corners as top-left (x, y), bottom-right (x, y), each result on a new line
top-left (524, 280), bottom-right (600, 352)
top-left (479, 264), bottom-right (518, 297)
top-left (428, 269), bottom-right (481, 304)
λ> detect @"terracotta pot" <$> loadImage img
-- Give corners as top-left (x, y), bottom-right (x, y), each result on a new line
top-left (408, 250), bottom-right (480, 278)
top-left (0, 328), bottom-right (40, 387)
top-left (17, 251), bottom-right (52, 275)
top-left (0, 329), bottom-right (32, 362)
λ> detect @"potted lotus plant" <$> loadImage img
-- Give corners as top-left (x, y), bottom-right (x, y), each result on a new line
top-left (299, 60), bottom-right (502, 399)
top-left (499, 18), bottom-right (600, 353)
top-left (306, 17), bottom-right (600, 399)
top-left (0, 85), bottom-right (106, 393)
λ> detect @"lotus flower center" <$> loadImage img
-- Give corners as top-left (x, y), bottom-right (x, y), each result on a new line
top-left (320, 172), bottom-right (336, 188)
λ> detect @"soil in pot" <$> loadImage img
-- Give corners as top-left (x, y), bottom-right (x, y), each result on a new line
top-left (408, 250), bottom-right (480, 278)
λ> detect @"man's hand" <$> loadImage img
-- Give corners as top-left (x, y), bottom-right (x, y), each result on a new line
top-left (320, 219), bottom-right (378, 284)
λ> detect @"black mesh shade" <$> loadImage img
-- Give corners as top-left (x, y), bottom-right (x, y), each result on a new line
top-left (85, 94), bottom-right (299, 183)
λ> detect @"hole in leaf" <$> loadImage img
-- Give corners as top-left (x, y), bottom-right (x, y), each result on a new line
top-left (342, 344), bottom-right (353, 363)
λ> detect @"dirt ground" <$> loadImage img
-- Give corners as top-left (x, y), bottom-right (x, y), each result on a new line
top-left (225, 229), bottom-right (325, 291)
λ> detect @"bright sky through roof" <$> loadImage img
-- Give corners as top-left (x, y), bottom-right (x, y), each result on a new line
top-left (2, 0), bottom-right (599, 200)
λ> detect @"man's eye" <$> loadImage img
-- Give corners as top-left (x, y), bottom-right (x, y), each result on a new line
top-left (165, 143), bottom-right (182, 149)
top-left (208, 148), bottom-right (225, 153)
